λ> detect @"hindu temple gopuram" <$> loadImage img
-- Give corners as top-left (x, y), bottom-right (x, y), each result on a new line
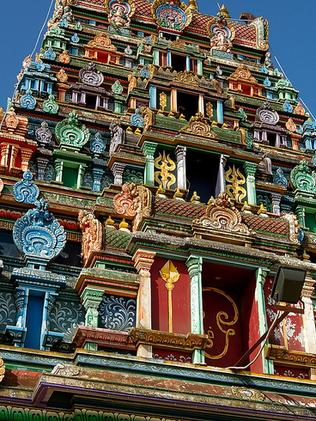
top-left (0, 0), bottom-right (315, 419)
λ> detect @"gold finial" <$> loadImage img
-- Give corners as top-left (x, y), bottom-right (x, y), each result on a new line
top-left (190, 191), bottom-right (201, 204)
top-left (119, 218), bottom-right (130, 232)
top-left (257, 203), bottom-right (268, 217)
top-left (241, 201), bottom-right (252, 214)
top-left (188, 0), bottom-right (198, 11)
top-left (173, 188), bottom-right (184, 200)
top-left (219, 4), bottom-right (230, 19)
top-left (156, 185), bottom-right (166, 197)
top-left (105, 215), bottom-right (115, 228)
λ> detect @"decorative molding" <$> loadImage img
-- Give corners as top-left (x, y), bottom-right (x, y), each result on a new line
top-left (55, 111), bottom-right (90, 151)
top-left (87, 32), bottom-right (117, 51)
top-left (228, 64), bottom-right (259, 84)
top-left (79, 62), bottom-right (104, 87)
top-left (154, 151), bottom-right (176, 190)
top-left (290, 160), bottom-right (316, 193)
top-left (129, 328), bottom-right (208, 351)
top-left (267, 345), bottom-right (316, 368)
top-left (99, 294), bottom-right (136, 331)
top-left (113, 182), bottom-right (139, 217)
top-left (151, 0), bottom-right (193, 33)
top-left (105, 0), bottom-right (135, 28)
top-left (12, 172), bottom-right (66, 267)
top-left (192, 193), bottom-right (252, 245)
top-left (180, 113), bottom-right (217, 139)
top-left (73, 326), bottom-right (135, 349)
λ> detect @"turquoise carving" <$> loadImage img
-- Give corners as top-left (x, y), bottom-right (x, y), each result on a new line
top-left (303, 119), bottom-right (316, 150)
top-left (130, 108), bottom-right (144, 128)
top-left (111, 80), bottom-right (123, 95)
top-left (263, 77), bottom-right (271, 87)
top-left (290, 160), bottom-right (316, 193)
top-left (42, 94), bottom-right (59, 114)
top-left (283, 100), bottom-right (293, 113)
top-left (90, 132), bottom-right (106, 157)
top-left (273, 168), bottom-right (288, 188)
top-left (71, 33), bottom-right (80, 43)
top-left (13, 171), bottom-right (40, 204)
top-left (43, 47), bottom-right (57, 61)
top-left (55, 111), bottom-right (90, 150)
top-left (12, 172), bottom-right (66, 267)
top-left (20, 89), bottom-right (36, 110)
top-left (13, 198), bottom-right (66, 267)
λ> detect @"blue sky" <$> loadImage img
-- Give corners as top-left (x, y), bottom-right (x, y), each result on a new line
top-left (0, 1), bottom-right (315, 116)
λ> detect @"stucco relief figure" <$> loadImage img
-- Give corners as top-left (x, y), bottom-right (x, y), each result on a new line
top-left (110, 7), bottom-right (129, 27)
top-left (109, 122), bottom-right (125, 155)
top-left (258, 154), bottom-right (273, 176)
top-left (210, 30), bottom-right (232, 52)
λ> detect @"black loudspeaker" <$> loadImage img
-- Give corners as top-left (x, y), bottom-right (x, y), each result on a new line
top-left (271, 267), bottom-right (306, 304)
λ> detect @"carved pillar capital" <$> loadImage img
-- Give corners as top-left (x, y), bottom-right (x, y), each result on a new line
top-left (133, 249), bottom-right (156, 358)
top-left (243, 161), bottom-right (257, 177)
top-left (111, 162), bottom-right (126, 186)
top-left (302, 276), bottom-right (316, 298)
top-left (271, 193), bottom-right (282, 215)
top-left (133, 249), bottom-right (156, 273)
top-left (81, 287), bottom-right (104, 328)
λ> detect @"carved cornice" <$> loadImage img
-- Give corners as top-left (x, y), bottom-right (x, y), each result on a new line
top-left (73, 326), bottom-right (135, 350)
top-left (129, 328), bottom-right (208, 351)
top-left (267, 345), bottom-right (316, 368)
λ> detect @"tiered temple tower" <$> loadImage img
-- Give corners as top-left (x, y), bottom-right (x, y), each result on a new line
top-left (0, 0), bottom-right (315, 419)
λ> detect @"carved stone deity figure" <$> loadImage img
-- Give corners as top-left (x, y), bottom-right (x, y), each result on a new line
top-left (258, 154), bottom-right (273, 177)
top-left (109, 122), bottom-right (125, 155)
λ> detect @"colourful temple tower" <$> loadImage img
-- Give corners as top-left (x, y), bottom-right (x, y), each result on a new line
top-left (0, 0), bottom-right (315, 419)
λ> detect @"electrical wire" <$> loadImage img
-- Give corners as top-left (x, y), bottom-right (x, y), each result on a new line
top-left (30, 0), bottom-right (55, 58)
top-left (274, 56), bottom-right (316, 121)
top-left (227, 311), bottom-right (282, 370)
top-left (0, 0), bottom-right (55, 131)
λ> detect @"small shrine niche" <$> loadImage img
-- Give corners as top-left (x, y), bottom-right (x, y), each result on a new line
top-left (228, 65), bottom-right (263, 97)
top-left (69, 62), bottom-right (114, 112)
top-left (54, 112), bottom-right (91, 189)
top-left (84, 33), bottom-right (121, 64)
top-left (19, 60), bottom-right (55, 97)
top-left (177, 91), bottom-right (199, 120)
top-left (0, 109), bottom-right (36, 176)
top-left (254, 103), bottom-right (289, 148)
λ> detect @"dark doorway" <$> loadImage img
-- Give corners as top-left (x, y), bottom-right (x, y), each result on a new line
top-left (86, 94), bottom-right (97, 110)
top-left (25, 293), bottom-right (44, 349)
top-left (172, 54), bottom-right (186, 72)
top-left (177, 92), bottom-right (198, 120)
top-left (186, 151), bottom-right (219, 203)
